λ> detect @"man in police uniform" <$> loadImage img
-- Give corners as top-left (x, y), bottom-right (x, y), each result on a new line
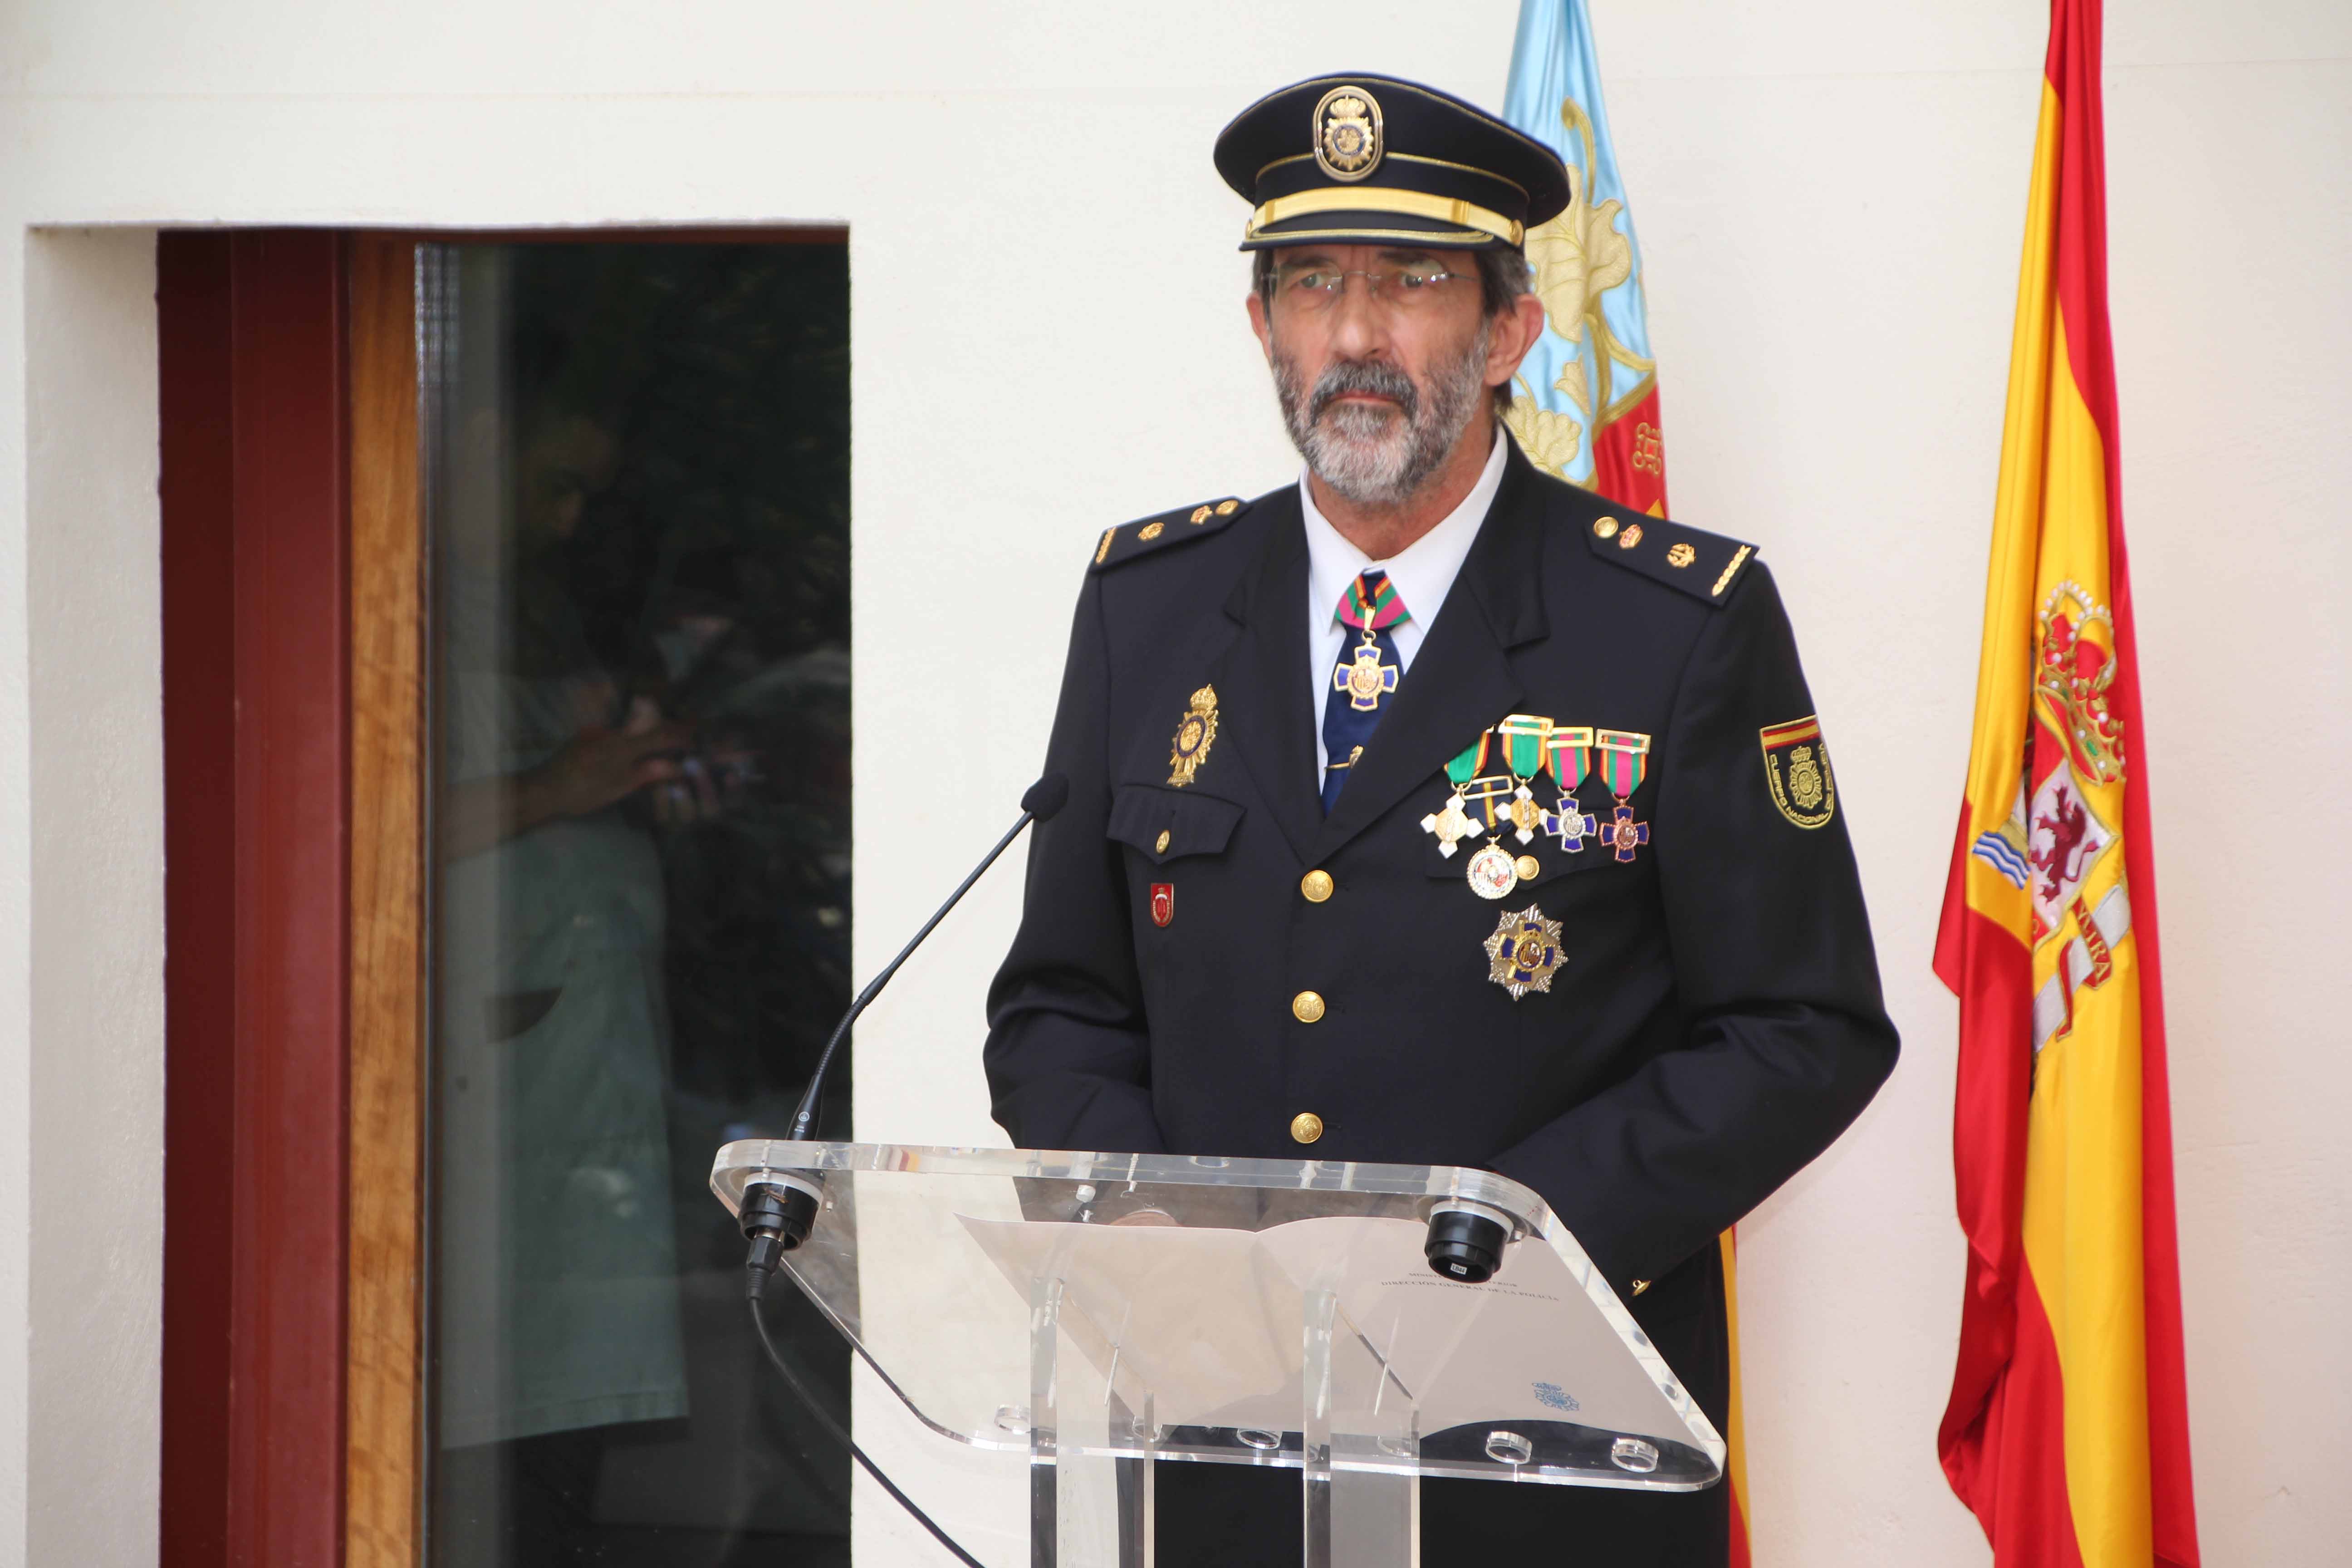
top-left (984, 74), bottom-right (1898, 1565)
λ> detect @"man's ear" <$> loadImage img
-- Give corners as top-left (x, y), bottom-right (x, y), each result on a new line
top-left (1245, 289), bottom-right (1274, 362)
top-left (1486, 291), bottom-right (1548, 390)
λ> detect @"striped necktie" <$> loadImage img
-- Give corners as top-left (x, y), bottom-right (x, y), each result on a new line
top-left (1321, 569), bottom-right (1410, 812)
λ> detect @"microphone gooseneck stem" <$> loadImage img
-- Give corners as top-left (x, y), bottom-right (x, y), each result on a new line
top-left (785, 808), bottom-right (1038, 1143)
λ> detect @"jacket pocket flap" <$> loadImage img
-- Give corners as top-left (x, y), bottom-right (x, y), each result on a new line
top-left (1109, 785), bottom-right (1244, 865)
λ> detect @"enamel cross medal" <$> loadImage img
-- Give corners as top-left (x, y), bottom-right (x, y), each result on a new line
top-left (1494, 714), bottom-right (1554, 846)
top-left (1420, 730), bottom-right (1492, 859)
top-left (1333, 629), bottom-right (1400, 713)
top-left (1542, 725), bottom-right (1597, 853)
top-left (1594, 729), bottom-right (1653, 863)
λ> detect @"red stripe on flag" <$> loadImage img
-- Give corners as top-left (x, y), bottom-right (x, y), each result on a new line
top-left (1976, 1265), bottom-right (2091, 1567)
top-left (1935, 817), bottom-right (2037, 1523)
top-left (2045, 0), bottom-right (2120, 446)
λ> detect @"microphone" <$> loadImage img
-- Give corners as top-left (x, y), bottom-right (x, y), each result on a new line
top-left (741, 772), bottom-right (1070, 1286)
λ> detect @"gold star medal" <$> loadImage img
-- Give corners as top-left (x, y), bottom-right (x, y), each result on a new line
top-left (1484, 904), bottom-right (1567, 1000)
top-left (1166, 685), bottom-right (1219, 787)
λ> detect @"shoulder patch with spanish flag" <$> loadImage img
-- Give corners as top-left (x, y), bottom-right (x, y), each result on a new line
top-left (1759, 715), bottom-right (1835, 828)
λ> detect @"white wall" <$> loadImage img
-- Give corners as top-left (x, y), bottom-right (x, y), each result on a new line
top-left (18, 229), bottom-right (167, 1568)
top-left (1, 2), bottom-right (2344, 1563)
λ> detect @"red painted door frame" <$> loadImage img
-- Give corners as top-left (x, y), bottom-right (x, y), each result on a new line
top-left (161, 230), bottom-right (352, 1568)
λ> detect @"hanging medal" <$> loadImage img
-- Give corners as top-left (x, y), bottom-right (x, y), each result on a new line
top-left (1420, 732), bottom-right (1491, 858)
top-left (1421, 719), bottom-right (1514, 893)
top-left (1333, 627), bottom-right (1400, 712)
top-left (1594, 728), bottom-right (1654, 863)
top-left (1493, 714), bottom-right (1554, 846)
top-left (1459, 767), bottom-right (1522, 897)
top-left (1541, 725), bottom-right (1597, 853)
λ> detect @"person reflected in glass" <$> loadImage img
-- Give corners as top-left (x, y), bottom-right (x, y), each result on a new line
top-left (435, 402), bottom-right (695, 1559)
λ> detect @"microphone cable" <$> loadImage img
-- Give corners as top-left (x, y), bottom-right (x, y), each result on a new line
top-left (748, 1288), bottom-right (991, 1568)
top-left (738, 771), bottom-right (1072, 1568)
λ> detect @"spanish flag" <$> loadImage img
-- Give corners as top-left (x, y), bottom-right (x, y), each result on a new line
top-left (1934, 3), bottom-right (2200, 1565)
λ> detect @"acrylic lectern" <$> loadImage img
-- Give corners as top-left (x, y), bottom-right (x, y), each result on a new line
top-left (711, 1141), bottom-right (1724, 1567)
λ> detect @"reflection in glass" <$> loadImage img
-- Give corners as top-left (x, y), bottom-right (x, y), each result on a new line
top-left (425, 240), bottom-right (851, 1567)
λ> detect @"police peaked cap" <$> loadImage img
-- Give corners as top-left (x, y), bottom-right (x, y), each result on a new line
top-left (1215, 74), bottom-right (1571, 251)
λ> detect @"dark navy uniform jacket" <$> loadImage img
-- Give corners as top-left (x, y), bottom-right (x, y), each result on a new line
top-left (984, 437), bottom-right (1897, 1563)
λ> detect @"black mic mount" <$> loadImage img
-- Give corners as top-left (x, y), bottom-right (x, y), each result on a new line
top-left (740, 771), bottom-right (1070, 1289)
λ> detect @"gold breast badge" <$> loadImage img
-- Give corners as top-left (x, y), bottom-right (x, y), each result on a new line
top-left (1484, 904), bottom-right (1567, 1000)
top-left (1167, 685), bottom-right (1220, 787)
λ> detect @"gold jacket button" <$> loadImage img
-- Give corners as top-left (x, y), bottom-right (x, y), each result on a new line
top-left (1290, 1112), bottom-right (1324, 1145)
top-left (1300, 869), bottom-right (1333, 902)
top-left (1155, 829), bottom-right (1171, 853)
top-left (1291, 990), bottom-right (1326, 1023)
top-left (1513, 855), bottom-right (1540, 881)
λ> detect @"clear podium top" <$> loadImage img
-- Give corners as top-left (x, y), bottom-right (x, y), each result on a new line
top-left (713, 1141), bottom-right (1724, 1491)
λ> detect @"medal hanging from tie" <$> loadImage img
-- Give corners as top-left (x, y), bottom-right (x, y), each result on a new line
top-left (1322, 570), bottom-right (1411, 813)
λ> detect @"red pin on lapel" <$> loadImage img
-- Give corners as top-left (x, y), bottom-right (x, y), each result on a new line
top-left (1150, 883), bottom-right (1174, 928)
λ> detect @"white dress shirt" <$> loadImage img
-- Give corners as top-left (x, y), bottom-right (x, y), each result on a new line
top-left (1302, 431), bottom-right (1509, 776)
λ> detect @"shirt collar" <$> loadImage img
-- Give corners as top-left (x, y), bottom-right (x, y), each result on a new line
top-left (1300, 427), bottom-right (1510, 633)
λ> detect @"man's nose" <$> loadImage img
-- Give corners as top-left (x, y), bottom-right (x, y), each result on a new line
top-left (1323, 280), bottom-right (1393, 361)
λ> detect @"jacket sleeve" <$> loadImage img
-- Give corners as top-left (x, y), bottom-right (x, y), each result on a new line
top-left (1489, 563), bottom-right (1898, 1289)
top-left (982, 570), bottom-right (1168, 1156)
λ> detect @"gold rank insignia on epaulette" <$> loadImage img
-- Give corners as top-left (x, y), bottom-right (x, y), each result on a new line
top-left (1586, 510), bottom-right (1757, 605)
top-left (1091, 495), bottom-right (1251, 573)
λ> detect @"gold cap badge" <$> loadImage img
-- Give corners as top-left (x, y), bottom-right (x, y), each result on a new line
top-left (1313, 86), bottom-right (1384, 181)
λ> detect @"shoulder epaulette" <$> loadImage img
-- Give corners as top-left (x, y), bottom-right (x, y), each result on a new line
top-left (1583, 509), bottom-right (1758, 606)
top-left (1090, 495), bottom-right (1252, 573)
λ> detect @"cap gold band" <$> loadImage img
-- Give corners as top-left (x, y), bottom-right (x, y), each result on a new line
top-left (1247, 186), bottom-right (1524, 247)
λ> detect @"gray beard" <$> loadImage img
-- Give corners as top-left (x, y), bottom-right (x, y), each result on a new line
top-left (1273, 321), bottom-right (1491, 509)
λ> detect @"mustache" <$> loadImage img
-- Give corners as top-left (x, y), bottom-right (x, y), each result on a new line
top-left (1307, 358), bottom-right (1420, 424)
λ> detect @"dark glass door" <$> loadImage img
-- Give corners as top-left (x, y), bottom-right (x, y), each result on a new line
top-left (421, 238), bottom-right (853, 1568)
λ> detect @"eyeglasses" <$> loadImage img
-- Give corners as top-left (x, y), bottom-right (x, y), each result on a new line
top-left (1273, 262), bottom-right (1471, 313)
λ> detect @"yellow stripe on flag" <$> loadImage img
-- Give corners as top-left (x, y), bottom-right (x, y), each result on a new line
top-left (2017, 307), bottom-right (2153, 1568)
top-left (1956, 84), bottom-right (2058, 938)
